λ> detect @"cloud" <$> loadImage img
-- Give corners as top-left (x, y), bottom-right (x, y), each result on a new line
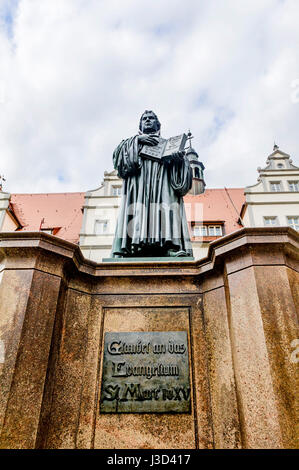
top-left (0, 0), bottom-right (298, 193)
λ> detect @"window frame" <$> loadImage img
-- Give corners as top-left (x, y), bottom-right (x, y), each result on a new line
top-left (193, 225), bottom-right (207, 237)
top-left (192, 224), bottom-right (223, 237)
top-left (288, 181), bottom-right (299, 192)
top-left (112, 186), bottom-right (122, 196)
top-left (94, 219), bottom-right (108, 235)
top-left (286, 216), bottom-right (299, 231)
top-left (270, 181), bottom-right (282, 192)
top-left (208, 225), bottom-right (222, 236)
top-left (263, 216), bottom-right (278, 226)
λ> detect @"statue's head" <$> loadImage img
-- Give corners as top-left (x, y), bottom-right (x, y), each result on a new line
top-left (139, 110), bottom-right (161, 134)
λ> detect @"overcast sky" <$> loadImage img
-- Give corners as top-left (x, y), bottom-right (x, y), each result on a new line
top-left (0, 0), bottom-right (298, 193)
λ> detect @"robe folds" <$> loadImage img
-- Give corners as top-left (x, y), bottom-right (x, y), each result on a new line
top-left (111, 135), bottom-right (193, 257)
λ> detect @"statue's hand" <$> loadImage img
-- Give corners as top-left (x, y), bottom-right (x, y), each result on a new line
top-left (171, 151), bottom-right (185, 161)
top-left (163, 151), bottom-right (185, 166)
top-left (138, 134), bottom-right (160, 146)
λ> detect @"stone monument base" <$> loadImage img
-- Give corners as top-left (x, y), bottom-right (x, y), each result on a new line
top-left (0, 228), bottom-right (298, 449)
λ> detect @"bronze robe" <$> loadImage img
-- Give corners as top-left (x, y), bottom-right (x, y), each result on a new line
top-left (111, 135), bottom-right (193, 257)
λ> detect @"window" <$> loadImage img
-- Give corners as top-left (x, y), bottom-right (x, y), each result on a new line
top-left (194, 168), bottom-right (200, 178)
top-left (263, 216), bottom-right (278, 226)
top-left (193, 225), bottom-right (207, 236)
top-left (41, 228), bottom-right (53, 235)
top-left (208, 226), bottom-right (222, 236)
top-left (193, 224), bottom-right (223, 237)
top-left (288, 181), bottom-right (299, 192)
top-left (94, 220), bottom-right (108, 235)
top-left (112, 186), bottom-right (122, 196)
top-left (277, 163), bottom-right (284, 169)
top-left (287, 216), bottom-right (299, 231)
top-left (270, 182), bottom-right (282, 192)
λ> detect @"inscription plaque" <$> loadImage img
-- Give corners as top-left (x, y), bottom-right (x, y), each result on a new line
top-left (100, 331), bottom-right (191, 413)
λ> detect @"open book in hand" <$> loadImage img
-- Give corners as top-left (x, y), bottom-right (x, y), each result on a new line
top-left (140, 133), bottom-right (188, 162)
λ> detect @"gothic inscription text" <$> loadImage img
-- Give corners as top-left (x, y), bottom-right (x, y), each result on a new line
top-left (100, 331), bottom-right (190, 413)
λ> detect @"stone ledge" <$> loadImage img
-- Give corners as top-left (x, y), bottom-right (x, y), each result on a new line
top-left (0, 227), bottom-right (298, 278)
top-left (103, 256), bottom-right (195, 263)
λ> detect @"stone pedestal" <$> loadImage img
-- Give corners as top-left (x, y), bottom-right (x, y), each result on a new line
top-left (0, 228), bottom-right (298, 449)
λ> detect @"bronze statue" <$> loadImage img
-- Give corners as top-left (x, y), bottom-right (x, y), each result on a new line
top-left (111, 111), bottom-right (193, 258)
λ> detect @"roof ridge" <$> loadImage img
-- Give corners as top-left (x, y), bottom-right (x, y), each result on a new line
top-left (11, 192), bottom-right (85, 196)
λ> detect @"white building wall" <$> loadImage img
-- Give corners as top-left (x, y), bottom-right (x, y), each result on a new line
top-left (0, 192), bottom-right (10, 231)
top-left (2, 212), bottom-right (18, 232)
top-left (243, 147), bottom-right (299, 229)
top-left (79, 170), bottom-right (122, 262)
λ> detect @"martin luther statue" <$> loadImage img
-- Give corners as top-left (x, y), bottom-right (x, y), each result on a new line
top-left (111, 110), bottom-right (193, 258)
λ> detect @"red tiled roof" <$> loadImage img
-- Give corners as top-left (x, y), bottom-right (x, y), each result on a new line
top-left (8, 188), bottom-right (245, 245)
top-left (10, 192), bottom-right (85, 244)
top-left (184, 188), bottom-right (245, 236)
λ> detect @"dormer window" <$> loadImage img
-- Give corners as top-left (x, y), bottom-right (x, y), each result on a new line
top-left (288, 181), bottom-right (299, 192)
top-left (208, 226), bottom-right (222, 236)
top-left (41, 228), bottom-right (54, 235)
top-left (193, 226), bottom-right (207, 236)
top-left (270, 181), bottom-right (282, 192)
top-left (40, 227), bottom-right (61, 236)
top-left (192, 224), bottom-right (223, 237)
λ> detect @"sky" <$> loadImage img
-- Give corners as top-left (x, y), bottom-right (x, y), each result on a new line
top-left (0, 0), bottom-right (298, 194)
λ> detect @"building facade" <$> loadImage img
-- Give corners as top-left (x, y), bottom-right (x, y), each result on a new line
top-left (241, 145), bottom-right (299, 231)
top-left (0, 191), bottom-right (13, 232)
top-left (79, 170), bottom-right (123, 261)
